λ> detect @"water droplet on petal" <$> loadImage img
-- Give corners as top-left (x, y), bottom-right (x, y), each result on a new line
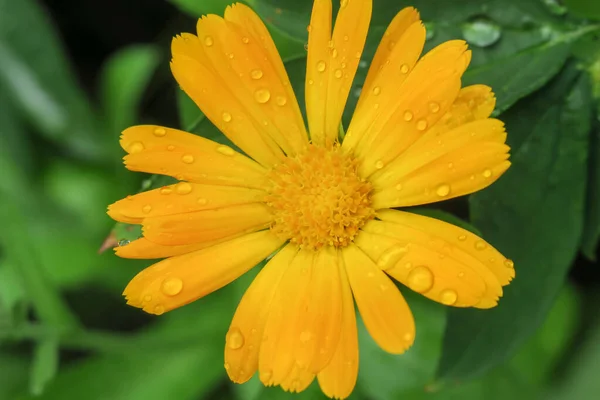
top-left (429, 102), bottom-right (441, 113)
top-left (375, 160), bottom-right (384, 169)
top-left (373, 86), bottom-right (381, 95)
top-left (250, 69), bottom-right (263, 80)
top-left (128, 141), bottom-right (144, 154)
top-left (160, 187), bottom-right (172, 195)
top-left (331, 48), bottom-right (338, 58)
top-left (181, 154), bottom-right (194, 164)
top-left (143, 294), bottom-right (152, 302)
top-left (142, 204), bottom-right (152, 213)
top-left (176, 182), bottom-right (192, 195)
top-left (254, 88), bottom-right (271, 103)
top-left (458, 272), bottom-right (465, 278)
top-left (275, 95), bottom-right (287, 106)
top-left (403, 110), bottom-right (413, 121)
top-left (407, 265), bottom-right (434, 293)
top-left (403, 332), bottom-right (413, 342)
top-left (440, 289), bottom-right (458, 305)
top-left (197, 198), bottom-right (208, 205)
top-left (377, 245), bottom-right (408, 269)
top-left (118, 239), bottom-right (130, 246)
top-left (161, 277), bottom-right (183, 296)
top-left (482, 169), bottom-right (493, 178)
top-left (504, 259), bottom-right (514, 268)
top-left (226, 328), bottom-right (245, 350)
top-left (344, 35), bottom-right (349, 41)
top-left (222, 112), bottom-right (232, 122)
top-left (242, 37), bottom-right (250, 44)
top-left (307, 25), bottom-right (312, 33)
top-left (475, 240), bottom-right (487, 250)
top-left (436, 183), bottom-right (450, 197)
top-left (153, 127), bottom-right (166, 137)
top-left (458, 234), bottom-right (467, 241)
top-left (400, 64), bottom-right (410, 74)
top-left (334, 69), bottom-right (343, 79)
top-left (217, 145), bottom-right (235, 156)
top-left (224, 362), bottom-right (230, 370)
top-left (204, 36), bottom-right (214, 47)
top-left (300, 330), bottom-right (312, 343)
top-left (167, 145), bottom-right (175, 151)
top-left (260, 370), bottom-right (272, 383)
top-left (317, 60), bottom-right (327, 72)
top-left (462, 18), bottom-right (502, 48)
top-left (340, 0), bottom-right (348, 8)
top-left (416, 119), bottom-right (428, 131)
top-left (395, 183), bottom-right (403, 191)
top-left (154, 304), bottom-right (165, 315)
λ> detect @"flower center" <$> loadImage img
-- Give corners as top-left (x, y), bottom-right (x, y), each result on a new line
top-left (266, 145), bottom-right (374, 250)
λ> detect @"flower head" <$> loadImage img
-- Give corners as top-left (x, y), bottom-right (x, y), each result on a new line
top-left (108, 0), bottom-right (514, 398)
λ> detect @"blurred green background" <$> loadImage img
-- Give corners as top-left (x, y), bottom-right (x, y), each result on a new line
top-left (1, 0), bottom-right (600, 399)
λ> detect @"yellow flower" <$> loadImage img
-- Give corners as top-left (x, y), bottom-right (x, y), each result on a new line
top-left (108, 0), bottom-right (515, 398)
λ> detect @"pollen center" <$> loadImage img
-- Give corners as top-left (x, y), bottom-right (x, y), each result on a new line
top-left (266, 145), bottom-right (374, 250)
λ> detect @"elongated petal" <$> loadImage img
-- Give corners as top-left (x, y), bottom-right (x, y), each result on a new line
top-left (142, 203), bottom-right (273, 246)
top-left (363, 210), bottom-right (515, 308)
top-left (108, 182), bottom-right (265, 221)
top-left (317, 255), bottom-right (358, 400)
top-left (342, 244), bottom-right (414, 354)
top-left (115, 235), bottom-right (241, 259)
top-left (121, 125), bottom-right (268, 190)
top-left (306, 0), bottom-right (371, 146)
top-left (225, 245), bottom-right (296, 384)
top-left (123, 231), bottom-right (284, 314)
top-left (280, 365), bottom-right (316, 394)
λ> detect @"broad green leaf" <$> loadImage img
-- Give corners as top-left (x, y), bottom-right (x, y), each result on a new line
top-left (0, 0), bottom-right (106, 160)
top-left (357, 291), bottom-right (446, 400)
top-left (0, 353), bottom-right (29, 399)
top-left (0, 261), bottom-right (26, 323)
top-left (30, 338), bottom-right (59, 396)
top-left (565, 0), bottom-right (600, 20)
top-left (100, 45), bottom-right (161, 135)
top-left (437, 71), bottom-right (592, 380)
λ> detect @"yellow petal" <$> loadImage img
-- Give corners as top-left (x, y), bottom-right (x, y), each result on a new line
top-left (121, 125), bottom-right (268, 190)
top-left (344, 8), bottom-right (425, 151)
top-left (371, 120), bottom-right (510, 209)
top-left (306, 0), bottom-right (372, 146)
top-left (142, 203), bottom-right (273, 246)
top-left (115, 235), bottom-right (241, 259)
top-left (280, 365), bottom-right (315, 394)
top-left (108, 182), bottom-right (265, 221)
top-left (342, 244), bottom-right (415, 354)
top-left (225, 245), bottom-right (296, 384)
top-left (123, 231), bottom-right (284, 314)
top-left (343, 41), bottom-right (470, 177)
top-left (368, 210), bottom-right (515, 308)
top-left (317, 255), bottom-right (359, 400)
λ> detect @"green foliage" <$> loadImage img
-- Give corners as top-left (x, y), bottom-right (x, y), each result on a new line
top-left (2, 0), bottom-right (600, 399)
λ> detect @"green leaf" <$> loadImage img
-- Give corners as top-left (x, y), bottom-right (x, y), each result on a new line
top-left (357, 291), bottom-right (446, 400)
top-left (564, 0), bottom-right (600, 20)
top-left (100, 45), bottom-right (161, 135)
top-left (437, 70), bottom-right (592, 380)
top-left (0, 353), bottom-right (29, 399)
top-left (30, 338), bottom-right (59, 396)
top-left (0, 0), bottom-right (106, 160)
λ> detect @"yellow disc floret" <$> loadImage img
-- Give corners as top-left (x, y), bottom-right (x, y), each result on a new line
top-left (266, 144), bottom-right (374, 250)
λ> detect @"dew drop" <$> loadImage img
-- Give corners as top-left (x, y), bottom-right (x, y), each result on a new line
top-left (462, 18), bottom-right (502, 48)
top-left (128, 141), bottom-right (144, 154)
top-left (395, 183), bottom-right (403, 191)
top-left (167, 145), bottom-right (175, 151)
top-left (416, 119), bottom-right (428, 131)
top-left (332, 48), bottom-right (338, 58)
top-left (458, 271), bottom-right (465, 278)
top-left (340, 0), bottom-right (348, 8)
top-left (143, 294), bottom-right (152, 302)
top-left (224, 362), bottom-right (230, 370)
top-left (440, 289), bottom-right (458, 305)
top-left (316, 60), bottom-right (327, 72)
top-left (153, 127), bottom-right (166, 137)
top-left (375, 160), bottom-right (384, 169)
top-left (372, 86), bottom-right (381, 95)
top-left (275, 95), bottom-right (287, 106)
top-left (407, 265), bottom-right (434, 293)
top-left (242, 37), bottom-right (250, 44)
top-left (154, 304), bottom-right (165, 315)
top-left (475, 240), bottom-right (487, 250)
top-left (260, 370), bottom-right (273, 383)
top-left (226, 328), bottom-right (245, 350)
top-left (367, 271), bottom-right (375, 278)
top-left (403, 110), bottom-right (414, 121)
top-left (299, 330), bottom-right (312, 343)
top-left (160, 187), bottom-right (172, 195)
top-left (142, 204), bottom-right (152, 214)
top-left (344, 35), bottom-right (349, 41)
top-left (254, 88), bottom-right (271, 103)
top-left (197, 198), bottom-right (208, 205)
top-left (250, 69), bottom-right (263, 80)
top-left (458, 234), bottom-right (467, 241)
top-left (308, 79), bottom-right (314, 85)
top-left (217, 145), bottom-right (235, 156)
top-left (118, 239), bottom-right (130, 246)
top-left (429, 102), bottom-right (441, 113)
top-left (436, 183), bottom-right (451, 197)
top-left (377, 245), bottom-right (409, 269)
top-left (307, 25), bottom-right (312, 33)
top-left (222, 112), bottom-right (232, 122)
top-left (176, 182), bottom-right (192, 195)
top-left (388, 40), bottom-right (396, 50)
top-left (334, 69), bottom-right (343, 79)
top-left (228, 53), bottom-right (234, 59)
top-left (482, 169), bottom-right (492, 178)
top-left (161, 277), bottom-right (183, 296)
top-left (403, 332), bottom-right (413, 342)
top-left (204, 36), bottom-right (214, 47)
top-left (400, 64), bottom-right (410, 74)
top-left (504, 259), bottom-right (515, 268)
top-left (181, 154), bottom-right (195, 164)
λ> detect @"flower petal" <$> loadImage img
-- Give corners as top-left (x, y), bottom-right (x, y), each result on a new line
top-left (121, 125), bottom-right (268, 190)
top-left (123, 231), bottom-right (284, 314)
top-left (365, 210), bottom-right (515, 308)
top-left (317, 255), bottom-right (359, 400)
top-left (225, 244), bottom-right (295, 384)
top-left (371, 120), bottom-right (510, 209)
top-left (306, 0), bottom-right (372, 146)
top-left (344, 41), bottom-right (471, 178)
top-left (280, 365), bottom-right (316, 394)
top-left (343, 8), bottom-right (425, 151)
top-left (142, 203), bottom-right (273, 246)
top-left (115, 235), bottom-right (239, 259)
top-left (342, 244), bottom-right (415, 354)
top-left (108, 182), bottom-right (265, 221)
